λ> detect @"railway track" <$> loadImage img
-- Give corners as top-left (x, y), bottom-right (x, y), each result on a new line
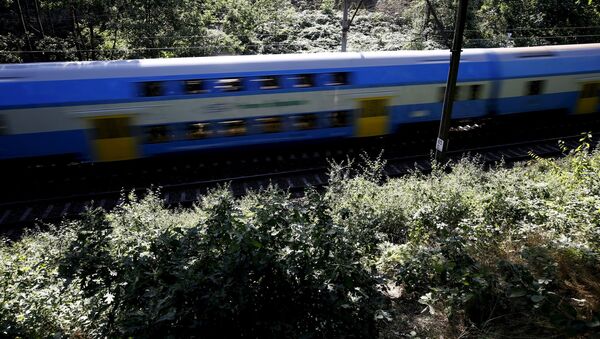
top-left (0, 133), bottom-right (594, 234)
top-left (1, 113), bottom-right (599, 235)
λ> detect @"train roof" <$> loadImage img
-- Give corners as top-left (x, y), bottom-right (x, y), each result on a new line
top-left (2, 43), bottom-right (600, 82)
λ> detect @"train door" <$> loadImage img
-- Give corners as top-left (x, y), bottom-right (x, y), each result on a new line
top-left (576, 82), bottom-right (600, 114)
top-left (356, 97), bottom-right (390, 137)
top-left (90, 116), bottom-right (138, 161)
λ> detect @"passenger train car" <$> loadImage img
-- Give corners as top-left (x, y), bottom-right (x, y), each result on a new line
top-left (1, 44), bottom-right (599, 162)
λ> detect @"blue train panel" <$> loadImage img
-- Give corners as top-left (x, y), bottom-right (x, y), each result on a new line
top-left (0, 130), bottom-right (90, 160)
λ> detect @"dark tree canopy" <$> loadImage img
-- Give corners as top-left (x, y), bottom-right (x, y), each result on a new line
top-left (1, 0), bottom-right (599, 63)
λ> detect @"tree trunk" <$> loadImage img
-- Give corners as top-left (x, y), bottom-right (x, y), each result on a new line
top-left (34, 0), bottom-right (45, 38)
top-left (16, 0), bottom-right (34, 53)
top-left (71, 5), bottom-right (84, 60)
top-left (89, 22), bottom-right (95, 60)
top-left (110, 24), bottom-right (118, 59)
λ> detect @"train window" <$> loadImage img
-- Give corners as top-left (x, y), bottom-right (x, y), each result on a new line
top-left (187, 122), bottom-right (212, 139)
top-left (470, 84), bottom-right (482, 100)
top-left (291, 74), bottom-right (315, 88)
top-left (141, 81), bottom-right (164, 97)
top-left (185, 80), bottom-right (206, 94)
top-left (526, 80), bottom-right (545, 96)
top-left (294, 114), bottom-right (318, 130)
top-left (581, 83), bottom-right (600, 98)
top-left (144, 125), bottom-right (172, 143)
top-left (93, 118), bottom-right (130, 139)
top-left (253, 76), bottom-right (280, 90)
top-left (215, 78), bottom-right (243, 92)
top-left (256, 117), bottom-right (282, 133)
top-left (439, 86), bottom-right (468, 101)
top-left (0, 115), bottom-right (6, 135)
top-left (220, 120), bottom-right (246, 136)
top-left (327, 72), bottom-right (349, 86)
top-left (518, 52), bottom-right (555, 58)
top-left (330, 111), bottom-right (350, 127)
top-left (360, 99), bottom-right (388, 118)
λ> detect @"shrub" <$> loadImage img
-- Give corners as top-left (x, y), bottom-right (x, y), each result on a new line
top-left (1, 187), bottom-right (388, 337)
top-left (2, 143), bottom-right (600, 337)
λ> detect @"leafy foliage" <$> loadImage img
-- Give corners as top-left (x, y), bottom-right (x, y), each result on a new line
top-left (1, 188), bottom-right (387, 337)
top-left (2, 0), bottom-right (600, 63)
top-left (2, 143), bottom-right (600, 337)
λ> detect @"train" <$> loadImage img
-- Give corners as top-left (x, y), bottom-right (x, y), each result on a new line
top-left (1, 43), bottom-right (599, 162)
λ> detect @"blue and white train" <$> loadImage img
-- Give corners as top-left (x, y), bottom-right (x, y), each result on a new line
top-left (1, 43), bottom-right (599, 162)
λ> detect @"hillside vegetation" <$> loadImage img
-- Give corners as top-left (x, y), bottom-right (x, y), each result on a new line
top-left (2, 0), bottom-right (600, 63)
top-left (1, 138), bottom-right (599, 337)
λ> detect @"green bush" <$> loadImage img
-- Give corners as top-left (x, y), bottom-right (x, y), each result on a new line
top-left (376, 142), bottom-right (600, 337)
top-left (2, 142), bottom-right (600, 337)
top-left (1, 188), bottom-right (388, 337)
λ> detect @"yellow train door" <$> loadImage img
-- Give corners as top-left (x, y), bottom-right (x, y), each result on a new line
top-left (90, 116), bottom-right (138, 161)
top-left (576, 82), bottom-right (600, 114)
top-left (356, 97), bottom-right (390, 137)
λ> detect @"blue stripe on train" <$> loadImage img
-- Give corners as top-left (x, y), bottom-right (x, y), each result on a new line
top-left (0, 129), bottom-right (90, 160)
top-left (499, 55), bottom-right (600, 79)
top-left (1, 62), bottom-right (496, 109)
top-left (495, 92), bottom-right (579, 115)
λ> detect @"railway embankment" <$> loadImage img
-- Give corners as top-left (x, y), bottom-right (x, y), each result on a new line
top-left (1, 139), bottom-right (599, 337)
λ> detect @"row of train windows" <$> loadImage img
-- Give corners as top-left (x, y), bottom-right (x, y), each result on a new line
top-left (145, 111), bottom-right (350, 143)
top-left (438, 80), bottom-right (547, 102)
top-left (438, 84), bottom-right (484, 102)
top-left (140, 72), bottom-right (349, 97)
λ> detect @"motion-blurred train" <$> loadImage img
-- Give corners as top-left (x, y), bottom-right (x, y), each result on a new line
top-left (1, 43), bottom-right (599, 162)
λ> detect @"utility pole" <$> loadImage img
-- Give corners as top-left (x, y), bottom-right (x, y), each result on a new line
top-left (435, 0), bottom-right (469, 162)
top-left (340, 0), bottom-right (363, 52)
top-left (341, 0), bottom-right (349, 52)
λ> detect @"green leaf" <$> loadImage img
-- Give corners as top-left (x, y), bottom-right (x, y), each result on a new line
top-left (508, 288), bottom-right (527, 298)
top-left (250, 239), bottom-right (263, 248)
top-left (157, 309), bottom-right (176, 323)
top-left (530, 295), bottom-right (544, 303)
top-left (586, 319), bottom-right (600, 328)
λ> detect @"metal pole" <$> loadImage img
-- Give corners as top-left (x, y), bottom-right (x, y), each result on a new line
top-left (435, 0), bottom-right (469, 162)
top-left (341, 0), bottom-right (349, 52)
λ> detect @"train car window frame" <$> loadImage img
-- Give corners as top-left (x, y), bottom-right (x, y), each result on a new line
top-left (186, 122), bottom-right (212, 139)
top-left (144, 125), bottom-right (173, 144)
top-left (526, 80), bottom-right (545, 96)
top-left (329, 111), bottom-right (350, 127)
top-left (253, 76), bottom-right (280, 90)
top-left (140, 81), bottom-right (164, 97)
top-left (439, 85), bottom-right (475, 101)
top-left (93, 118), bottom-right (131, 139)
top-left (294, 113), bottom-right (318, 130)
top-left (470, 84), bottom-right (482, 100)
top-left (291, 74), bottom-right (315, 88)
top-left (326, 72), bottom-right (349, 86)
top-left (518, 52), bottom-right (555, 58)
top-left (184, 79), bottom-right (206, 94)
top-left (581, 83), bottom-right (600, 99)
top-left (439, 86), bottom-right (463, 102)
top-left (215, 78), bottom-right (243, 92)
top-left (0, 115), bottom-right (7, 135)
top-left (256, 116), bottom-right (283, 133)
top-left (219, 120), bottom-right (247, 137)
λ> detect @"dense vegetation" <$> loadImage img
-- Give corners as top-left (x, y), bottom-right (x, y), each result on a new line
top-left (2, 0), bottom-right (600, 63)
top-left (1, 139), bottom-right (599, 337)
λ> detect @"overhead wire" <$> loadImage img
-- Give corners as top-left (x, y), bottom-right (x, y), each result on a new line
top-left (1, 29), bottom-right (600, 55)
